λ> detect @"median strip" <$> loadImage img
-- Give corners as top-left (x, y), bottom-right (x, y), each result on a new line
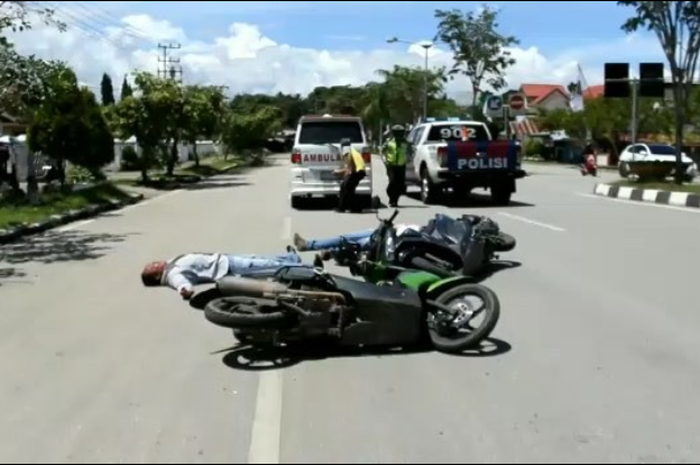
top-left (593, 181), bottom-right (700, 209)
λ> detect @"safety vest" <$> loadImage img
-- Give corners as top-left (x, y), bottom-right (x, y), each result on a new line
top-left (385, 138), bottom-right (406, 166)
top-left (349, 147), bottom-right (366, 172)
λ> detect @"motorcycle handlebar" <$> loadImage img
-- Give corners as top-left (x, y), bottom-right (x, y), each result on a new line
top-left (387, 208), bottom-right (399, 225)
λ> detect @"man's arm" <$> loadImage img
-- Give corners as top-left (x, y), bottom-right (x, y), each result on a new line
top-left (165, 267), bottom-right (195, 299)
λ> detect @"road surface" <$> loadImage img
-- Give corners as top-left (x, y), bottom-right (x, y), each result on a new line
top-left (1, 158), bottom-right (699, 463)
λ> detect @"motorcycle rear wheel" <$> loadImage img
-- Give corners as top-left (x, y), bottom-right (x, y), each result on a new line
top-left (427, 284), bottom-right (500, 353)
top-left (205, 297), bottom-right (293, 329)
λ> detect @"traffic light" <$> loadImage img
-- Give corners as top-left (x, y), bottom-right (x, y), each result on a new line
top-left (604, 62), bottom-right (630, 98)
top-left (639, 62), bottom-right (665, 98)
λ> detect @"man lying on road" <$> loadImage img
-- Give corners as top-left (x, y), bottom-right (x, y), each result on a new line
top-left (293, 213), bottom-right (500, 263)
top-left (141, 250), bottom-right (304, 300)
top-left (293, 222), bottom-right (422, 263)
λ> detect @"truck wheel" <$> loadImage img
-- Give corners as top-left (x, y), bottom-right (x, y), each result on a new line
top-left (491, 186), bottom-right (511, 206)
top-left (420, 168), bottom-right (440, 205)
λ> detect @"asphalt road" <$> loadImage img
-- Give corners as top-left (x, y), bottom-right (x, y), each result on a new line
top-left (1, 157), bottom-right (699, 463)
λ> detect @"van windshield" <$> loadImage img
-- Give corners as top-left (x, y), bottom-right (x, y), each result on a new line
top-left (298, 121), bottom-right (365, 145)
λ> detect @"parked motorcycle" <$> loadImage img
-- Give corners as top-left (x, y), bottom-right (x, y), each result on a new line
top-left (581, 153), bottom-right (598, 177)
top-left (203, 209), bottom-right (501, 353)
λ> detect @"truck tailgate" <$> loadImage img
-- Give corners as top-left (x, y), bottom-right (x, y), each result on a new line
top-left (446, 140), bottom-right (520, 171)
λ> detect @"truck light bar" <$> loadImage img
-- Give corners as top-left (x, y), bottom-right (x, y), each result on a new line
top-left (422, 117), bottom-right (462, 123)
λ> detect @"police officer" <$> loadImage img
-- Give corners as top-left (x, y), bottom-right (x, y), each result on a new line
top-left (383, 124), bottom-right (407, 207)
top-left (335, 146), bottom-right (367, 213)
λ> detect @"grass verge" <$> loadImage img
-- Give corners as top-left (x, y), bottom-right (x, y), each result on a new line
top-left (611, 179), bottom-right (700, 194)
top-left (113, 156), bottom-right (241, 190)
top-left (0, 183), bottom-right (132, 230)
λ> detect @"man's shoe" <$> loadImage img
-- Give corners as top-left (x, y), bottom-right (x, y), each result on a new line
top-left (293, 233), bottom-right (308, 251)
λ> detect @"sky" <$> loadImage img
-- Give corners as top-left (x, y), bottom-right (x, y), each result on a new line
top-left (6, 1), bottom-right (669, 102)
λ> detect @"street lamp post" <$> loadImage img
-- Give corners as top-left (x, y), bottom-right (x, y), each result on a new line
top-left (387, 37), bottom-right (434, 120)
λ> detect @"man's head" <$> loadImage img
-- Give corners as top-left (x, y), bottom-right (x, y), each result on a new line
top-left (391, 124), bottom-right (405, 141)
top-left (141, 261), bottom-right (168, 287)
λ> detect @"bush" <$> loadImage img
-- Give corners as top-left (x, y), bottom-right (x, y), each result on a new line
top-left (525, 139), bottom-right (543, 158)
top-left (120, 145), bottom-right (140, 171)
top-left (66, 165), bottom-right (99, 184)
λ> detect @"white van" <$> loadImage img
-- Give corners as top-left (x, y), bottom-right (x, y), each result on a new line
top-left (289, 114), bottom-right (373, 209)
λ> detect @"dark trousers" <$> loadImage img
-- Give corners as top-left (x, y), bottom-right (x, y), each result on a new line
top-left (386, 165), bottom-right (406, 205)
top-left (338, 170), bottom-right (365, 212)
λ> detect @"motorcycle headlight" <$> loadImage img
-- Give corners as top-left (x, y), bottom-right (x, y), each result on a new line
top-left (383, 233), bottom-right (396, 261)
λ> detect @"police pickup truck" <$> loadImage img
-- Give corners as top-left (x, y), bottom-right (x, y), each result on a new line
top-left (405, 117), bottom-right (525, 205)
top-left (289, 114), bottom-right (373, 209)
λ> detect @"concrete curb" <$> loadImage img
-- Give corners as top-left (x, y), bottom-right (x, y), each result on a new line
top-left (593, 183), bottom-right (700, 209)
top-left (0, 193), bottom-right (144, 244)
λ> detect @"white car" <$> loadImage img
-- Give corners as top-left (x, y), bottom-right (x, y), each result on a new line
top-left (289, 114), bottom-right (373, 209)
top-left (618, 143), bottom-right (698, 180)
top-left (403, 117), bottom-right (524, 205)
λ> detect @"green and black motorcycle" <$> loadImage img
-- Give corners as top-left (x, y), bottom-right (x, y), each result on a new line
top-left (203, 209), bottom-right (501, 353)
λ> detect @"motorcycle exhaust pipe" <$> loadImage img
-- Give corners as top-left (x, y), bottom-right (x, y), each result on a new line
top-left (217, 276), bottom-right (288, 298)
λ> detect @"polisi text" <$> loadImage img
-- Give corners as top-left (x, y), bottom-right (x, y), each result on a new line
top-left (457, 157), bottom-right (508, 170)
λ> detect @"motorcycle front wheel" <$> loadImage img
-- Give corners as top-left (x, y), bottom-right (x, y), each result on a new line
top-left (426, 284), bottom-right (500, 353)
top-left (489, 232), bottom-right (516, 253)
top-left (204, 297), bottom-right (294, 329)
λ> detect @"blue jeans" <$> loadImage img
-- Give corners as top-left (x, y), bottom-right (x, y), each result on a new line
top-left (304, 230), bottom-right (374, 251)
top-left (227, 252), bottom-right (306, 276)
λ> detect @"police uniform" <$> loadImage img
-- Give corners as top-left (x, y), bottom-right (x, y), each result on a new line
top-left (384, 125), bottom-right (407, 207)
top-left (337, 147), bottom-right (366, 213)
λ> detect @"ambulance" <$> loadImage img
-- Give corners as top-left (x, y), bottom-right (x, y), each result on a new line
top-left (289, 114), bottom-right (373, 209)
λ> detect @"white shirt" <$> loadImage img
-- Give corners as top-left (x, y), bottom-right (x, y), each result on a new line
top-left (163, 253), bottom-right (230, 293)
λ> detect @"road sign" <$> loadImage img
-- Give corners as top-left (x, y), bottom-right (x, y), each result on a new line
top-left (483, 96), bottom-right (503, 118)
top-left (509, 94), bottom-right (526, 111)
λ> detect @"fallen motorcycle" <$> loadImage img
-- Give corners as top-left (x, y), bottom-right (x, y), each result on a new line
top-left (203, 210), bottom-right (501, 353)
top-left (332, 206), bottom-right (516, 278)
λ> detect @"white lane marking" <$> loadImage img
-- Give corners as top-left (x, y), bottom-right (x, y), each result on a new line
top-left (57, 219), bottom-right (94, 232)
top-left (247, 370), bottom-right (283, 464)
top-left (280, 216), bottom-right (292, 242)
top-left (497, 212), bottom-right (566, 232)
top-left (576, 192), bottom-right (700, 214)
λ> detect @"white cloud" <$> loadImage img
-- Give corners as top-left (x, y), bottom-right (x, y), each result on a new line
top-left (6, 11), bottom-right (665, 103)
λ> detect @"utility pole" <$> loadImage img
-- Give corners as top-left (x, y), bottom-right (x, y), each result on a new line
top-left (157, 43), bottom-right (183, 83)
top-left (387, 37), bottom-right (434, 122)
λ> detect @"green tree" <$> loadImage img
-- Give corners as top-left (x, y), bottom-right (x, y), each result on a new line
top-left (618, 0), bottom-right (700, 183)
top-left (372, 65), bottom-right (448, 124)
top-left (181, 84), bottom-right (226, 166)
top-left (119, 75), bottom-right (133, 100)
top-left (133, 72), bottom-right (186, 176)
top-left (100, 72), bottom-right (115, 106)
top-left (221, 105), bottom-right (283, 165)
top-left (1, 1), bottom-right (65, 116)
top-left (27, 64), bottom-right (114, 182)
top-left (434, 5), bottom-right (519, 118)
